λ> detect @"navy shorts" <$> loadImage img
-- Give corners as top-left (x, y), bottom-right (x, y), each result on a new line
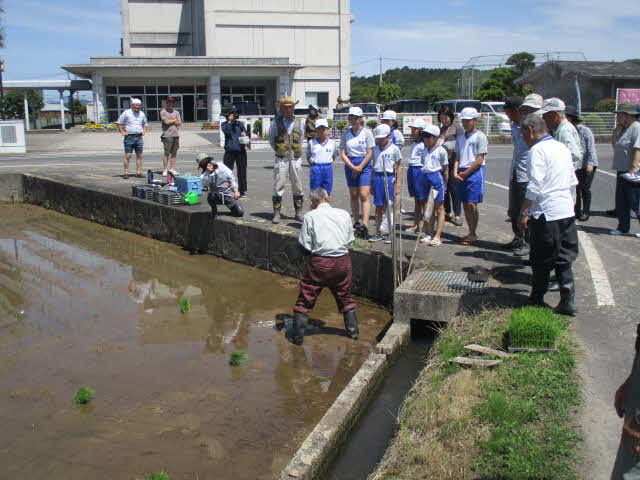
top-left (345, 156), bottom-right (372, 188)
top-left (458, 165), bottom-right (485, 203)
top-left (423, 171), bottom-right (445, 202)
top-left (310, 163), bottom-right (334, 193)
top-left (372, 172), bottom-right (395, 207)
top-left (407, 165), bottom-right (427, 200)
top-left (124, 134), bottom-right (144, 154)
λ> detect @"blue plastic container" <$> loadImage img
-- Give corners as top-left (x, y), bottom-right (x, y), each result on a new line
top-left (174, 175), bottom-right (203, 195)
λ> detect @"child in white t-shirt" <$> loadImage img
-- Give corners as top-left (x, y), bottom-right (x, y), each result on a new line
top-left (420, 124), bottom-right (449, 247)
top-left (306, 118), bottom-right (337, 194)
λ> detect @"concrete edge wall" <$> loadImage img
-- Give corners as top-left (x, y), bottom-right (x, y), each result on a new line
top-left (15, 174), bottom-right (394, 306)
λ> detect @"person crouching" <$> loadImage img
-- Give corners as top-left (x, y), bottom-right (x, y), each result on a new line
top-left (369, 124), bottom-right (402, 244)
top-left (197, 152), bottom-right (244, 218)
top-left (292, 188), bottom-right (358, 345)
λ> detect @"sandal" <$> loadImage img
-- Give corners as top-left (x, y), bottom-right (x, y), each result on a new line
top-left (459, 235), bottom-right (477, 245)
top-left (404, 225), bottom-right (418, 232)
top-left (429, 238), bottom-right (442, 247)
top-left (418, 235), bottom-right (432, 244)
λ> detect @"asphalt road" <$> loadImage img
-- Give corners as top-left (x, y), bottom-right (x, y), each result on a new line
top-left (1, 143), bottom-right (637, 478)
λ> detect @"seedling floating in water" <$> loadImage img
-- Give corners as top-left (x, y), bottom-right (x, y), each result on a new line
top-left (74, 386), bottom-right (95, 405)
top-left (179, 297), bottom-right (191, 313)
top-left (229, 350), bottom-right (249, 366)
top-left (145, 473), bottom-right (170, 480)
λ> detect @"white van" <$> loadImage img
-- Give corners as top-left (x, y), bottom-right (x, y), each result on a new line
top-left (481, 102), bottom-right (511, 134)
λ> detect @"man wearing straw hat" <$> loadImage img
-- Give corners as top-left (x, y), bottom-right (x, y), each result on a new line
top-left (269, 96), bottom-right (306, 223)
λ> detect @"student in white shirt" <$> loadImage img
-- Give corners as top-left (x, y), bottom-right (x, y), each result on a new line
top-left (306, 119), bottom-right (337, 194)
top-left (380, 110), bottom-right (405, 147)
top-left (518, 114), bottom-right (579, 316)
top-left (340, 106), bottom-right (375, 233)
top-left (420, 124), bottom-right (449, 247)
top-left (369, 124), bottom-right (402, 243)
top-left (404, 118), bottom-right (426, 232)
top-left (454, 107), bottom-right (489, 245)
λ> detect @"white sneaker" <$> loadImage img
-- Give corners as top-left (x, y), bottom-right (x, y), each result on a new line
top-left (609, 229), bottom-right (625, 236)
top-left (635, 233), bottom-right (640, 238)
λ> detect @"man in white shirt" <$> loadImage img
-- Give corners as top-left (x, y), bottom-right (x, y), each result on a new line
top-left (518, 114), bottom-right (579, 316)
top-left (292, 188), bottom-right (358, 345)
top-left (116, 98), bottom-right (148, 179)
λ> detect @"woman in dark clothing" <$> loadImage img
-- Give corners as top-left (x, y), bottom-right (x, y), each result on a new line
top-left (437, 108), bottom-right (463, 226)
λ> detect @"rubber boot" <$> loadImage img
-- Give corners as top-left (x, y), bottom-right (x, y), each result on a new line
top-left (553, 265), bottom-right (577, 316)
top-left (293, 195), bottom-right (304, 222)
top-left (343, 309), bottom-right (359, 340)
top-left (581, 195), bottom-right (591, 221)
top-left (272, 196), bottom-right (282, 224)
top-left (292, 311), bottom-right (308, 345)
top-left (527, 266), bottom-right (550, 307)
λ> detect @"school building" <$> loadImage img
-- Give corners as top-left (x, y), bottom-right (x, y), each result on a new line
top-left (62, 0), bottom-right (352, 123)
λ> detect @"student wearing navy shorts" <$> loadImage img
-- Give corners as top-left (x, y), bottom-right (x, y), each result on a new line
top-left (369, 124), bottom-right (402, 243)
top-left (404, 118), bottom-right (426, 233)
top-left (420, 124), bottom-right (449, 247)
top-left (454, 107), bottom-right (489, 245)
top-left (306, 118), bottom-right (336, 194)
top-left (339, 106), bottom-right (375, 234)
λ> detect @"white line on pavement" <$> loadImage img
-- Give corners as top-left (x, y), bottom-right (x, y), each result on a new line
top-left (486, 179), bottom-right (616, 307)
top-left (577, 230), bottom-right (616, 306)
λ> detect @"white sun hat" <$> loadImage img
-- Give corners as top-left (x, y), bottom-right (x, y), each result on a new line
top-left (537, 97), bottom-right (566, 114)
top-left (459, 107), bottom-right (480, 120)
top-left (315, 118), bottom-right (329, 129)
top-left (408, 118), bottom-right (426, 129)
top-left (348, 106), bottom-right (363, 117)
top-left (381, 110), bottom-right (397, 121)
top-left (374, 124), bottom-right (392, 139)
top-left (422, 124), bottom-right (441, 137)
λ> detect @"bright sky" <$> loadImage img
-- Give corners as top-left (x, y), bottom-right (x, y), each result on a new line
top-left (4, 0), bottom-right (640, 85)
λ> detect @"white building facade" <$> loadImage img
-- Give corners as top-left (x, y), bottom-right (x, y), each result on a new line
top-left (63, 0), bottom-right (352, 123)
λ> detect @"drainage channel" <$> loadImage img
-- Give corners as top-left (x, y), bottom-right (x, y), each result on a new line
top-left (321, 321), bottom-right (435, 480)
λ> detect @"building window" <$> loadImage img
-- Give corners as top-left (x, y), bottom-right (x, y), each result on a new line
top-left (305, 92), bottom-right (329, 108)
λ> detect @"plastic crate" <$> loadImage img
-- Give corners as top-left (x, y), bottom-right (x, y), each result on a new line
top-left (132, 185), bottom-right (156, 200)
top-left (174, 175), bottom-right (203, 195)
top-left (154, 190), bottom-right (182, 205)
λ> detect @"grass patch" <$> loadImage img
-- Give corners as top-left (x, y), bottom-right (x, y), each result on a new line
top-left (74, 386), bottom-right (95, 405)
top-left (179, 297), bottom-right (191, 313)
top-left (144, 473), bottom-right (170, 480)
top-left (229, 350), bottom-right (249, 366)
top-left (369, 308), bottom-right (581, 480)
top-left (508, 306), bottom-right (562, 349)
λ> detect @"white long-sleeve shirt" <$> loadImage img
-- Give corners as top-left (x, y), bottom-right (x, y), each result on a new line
top-left (525, 135), bottom-right (578, 221)
top-left (298, 203), bottom-right (354, 257)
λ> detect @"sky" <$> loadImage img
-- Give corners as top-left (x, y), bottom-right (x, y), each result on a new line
top-left (3, 0), bottom-right (640, 98)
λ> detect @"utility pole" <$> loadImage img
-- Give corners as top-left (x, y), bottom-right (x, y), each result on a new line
top-left (379, 56), bottom-right (383, 86)
top-left (0, 59), bottom-right (4, 120)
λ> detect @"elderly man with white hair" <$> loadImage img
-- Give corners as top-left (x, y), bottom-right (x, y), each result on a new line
top-left (116, 98), bottom-right (148, 179)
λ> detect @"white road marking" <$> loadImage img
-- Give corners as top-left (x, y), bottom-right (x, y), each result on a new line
top-left (577, 230), bottom-right (616, 306)
top-left (487, 179), bottom-right (616, 307)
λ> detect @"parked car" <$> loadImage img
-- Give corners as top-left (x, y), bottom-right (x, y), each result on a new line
top-left (384, 99), bottom-right (430, 113)
top-left (481, 102), bottom-right (511, 134)
top-left (433, 99), bottom-right (482, 113)
top-left (222, 101), bottom-right (263, 117)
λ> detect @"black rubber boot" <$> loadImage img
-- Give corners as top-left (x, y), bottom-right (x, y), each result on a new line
top-left (293, 195), bottom-right (304, 222)
top-left (581, 196), bottom-right (591, 221)
top-left (343, 309), bottom-right (359, 340)
top-left (272, 196), bottom-right (282, 224)
top-left (553, 265), bottom-right (577, 316)
top-left (292, 311), bottom-right (308, 345)
top-left (527, 266), bottom-right (550, 307)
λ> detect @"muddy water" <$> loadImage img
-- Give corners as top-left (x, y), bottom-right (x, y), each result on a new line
top-left (0, 205), bottom-right (389, 480)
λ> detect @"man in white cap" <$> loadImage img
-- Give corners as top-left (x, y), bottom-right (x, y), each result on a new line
top-left (454, 107), bottom-right (489, 245)
top-left (518, 114), bottom-right (578, 316)
top-left (116, 98), bottom-right (148, 179)
top-left (340, 106), bottom-right (375, 236)
top-left (269, 96), bottom-right (305, 223)
top-left (538, 98), bottom-right (582, 169)
top-left (369, 123), bottom-right (402, 243)
top-left (520, 93), bottom-right (544, 116)
top-left (306, 118), bottom-right (337, 194)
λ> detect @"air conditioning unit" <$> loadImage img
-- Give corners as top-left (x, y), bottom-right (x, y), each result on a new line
top-left (0, 120), bottom-right (26, 154)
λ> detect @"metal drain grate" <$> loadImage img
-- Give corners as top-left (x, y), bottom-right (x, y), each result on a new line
top-left (403, 271), bottom-right (491, 294)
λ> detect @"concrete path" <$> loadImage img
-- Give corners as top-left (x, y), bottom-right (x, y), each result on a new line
top-left (0, 144), bottom-right (636, 479)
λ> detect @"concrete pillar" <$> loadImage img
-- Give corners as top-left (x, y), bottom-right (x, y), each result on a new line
top-left (23, 91), bottom-right (30, 131)
top-left (59, 90), bottom-right (66, 130)
top-left (278, 72), bottom-right (291, 100)
top-left (208, 73), bottom-right (221, 123)
top-left (91, 74), bottom-right (105, 123)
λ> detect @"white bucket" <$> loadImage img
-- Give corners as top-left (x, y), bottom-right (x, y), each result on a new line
top-left (239, 136), bottom-right (251, 145)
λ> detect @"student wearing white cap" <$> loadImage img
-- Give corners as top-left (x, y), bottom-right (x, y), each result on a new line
top-left (404, 118), bottom-right (427, 233)
top-left (369, 124), bottom-right (402, 243)
top-left (380, 110), bottom-right (405, 147)
top-left (420, 124), bottom-right (449, 247)
top-left (306, 118), bottom-right (337, 194)
top-left (116, 98), bottom-right (148, 179)
top-left (454, 107), bottom-right (489, 245)
top-left (339, 106), bottom-right (375, 234)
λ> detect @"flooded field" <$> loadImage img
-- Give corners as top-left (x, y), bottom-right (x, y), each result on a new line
top-left (0, 205), bottom-right (390, 480)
